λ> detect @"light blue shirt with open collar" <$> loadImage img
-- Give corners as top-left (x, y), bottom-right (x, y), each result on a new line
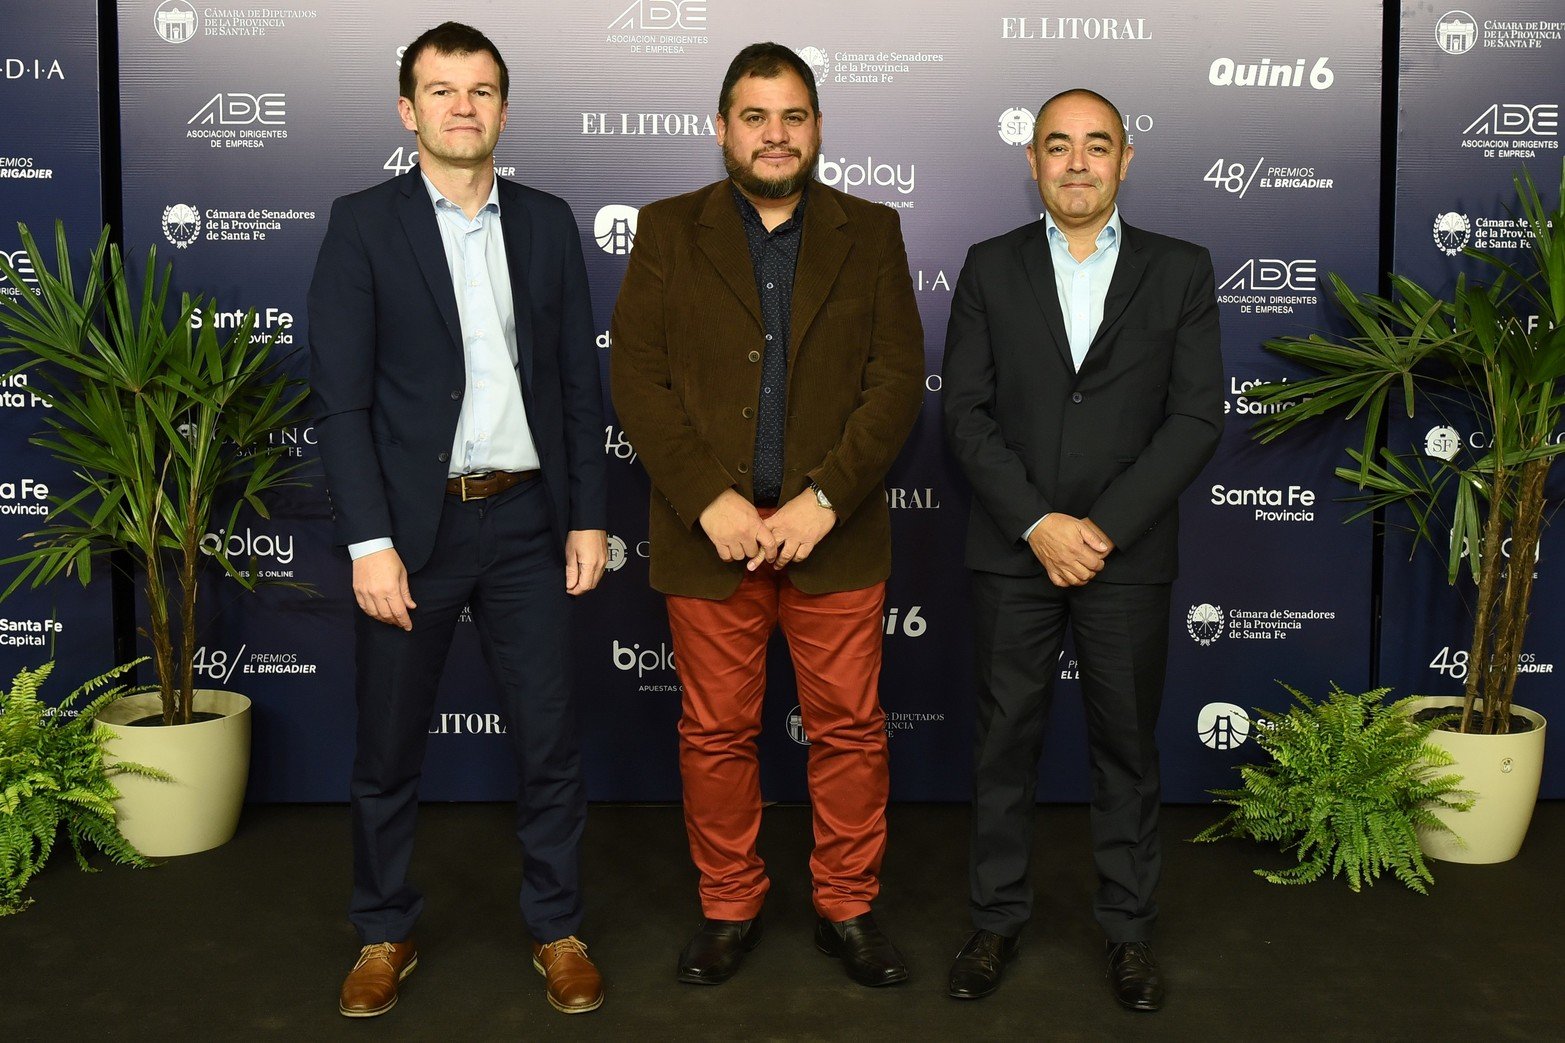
top-left (348, 171), bottom-right (540, 560)
top-left (1023, 205), bottom-right (1123, 540)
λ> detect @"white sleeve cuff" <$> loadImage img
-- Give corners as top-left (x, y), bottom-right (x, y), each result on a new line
top-left (348, 537), bottom-right (394, 560)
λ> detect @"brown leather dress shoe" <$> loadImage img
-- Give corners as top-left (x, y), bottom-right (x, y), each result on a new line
top-left (338, 940), bottom-right (418, 1018)
top-left (531, 935), bottom-right (604, 1014)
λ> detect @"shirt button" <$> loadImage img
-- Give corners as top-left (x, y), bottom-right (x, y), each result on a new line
top-left (766, 282), bottom-right (775, 289)
top-left (748, 350), bottom-right (761, 363)
top-left (742, 406), bottom-right (754, 419)
top-left (737, 462), bottom-right (749, 474)
top-left (765, 334), bottom-right (773, 341)
top-left (1071, 392), bottom-right (1084, 404)
top-left (764, 387), bottom-right (772, 394)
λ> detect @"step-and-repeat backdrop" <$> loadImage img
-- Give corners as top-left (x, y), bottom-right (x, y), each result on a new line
top-left (0, 2), bottom-right (113, 688)
top-left (1386, 3), bottom-right (1564, 796)
top-left (5, 0), bottom-right (1552, 802)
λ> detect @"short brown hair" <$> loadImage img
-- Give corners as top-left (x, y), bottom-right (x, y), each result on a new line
top-left (399, 22), bottom-right (509, 102)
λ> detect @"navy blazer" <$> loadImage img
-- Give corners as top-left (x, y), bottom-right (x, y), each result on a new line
top-left (942, 219), bottom-right (1224, 584)
top-left (307, 168), bottom-right (607, 573)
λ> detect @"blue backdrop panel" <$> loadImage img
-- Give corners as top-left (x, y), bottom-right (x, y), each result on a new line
top-left (1385, 2), bottom-right (1564, 795)
top-left (0, 0), bottom-right (113, 691)
top-left (111, 0), bottom-right (1379, 802)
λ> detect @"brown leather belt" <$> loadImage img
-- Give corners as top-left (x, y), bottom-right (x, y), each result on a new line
top-left (445, 469), bottom-right (538, 501)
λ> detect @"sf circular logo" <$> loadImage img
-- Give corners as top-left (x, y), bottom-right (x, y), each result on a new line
top-left (604, 534), bottom-right (628, 572)
top-left (594, 204), bottom-right (639, 256)
top-left (154, 0), bottom-right (199, 44)
top-left (1197, 702), bottom-right (1252, 750)
top-left (997, 107), bottom-right (1034, 146)
top-left (1435, 10), bottom-right (1479, 55)
top-left (786, 705), bottom-right (810, 746)
top-left (1432, 211), bottom-right (1471, 256)
top-left (1186, 603), bottom-right (1225, 646)
top-left (795, 45), bottom-right (829, 83)
top-left (162, 203), bottom-right (202, 249)
top-left (1425, 425), bottom-right (1462, 461)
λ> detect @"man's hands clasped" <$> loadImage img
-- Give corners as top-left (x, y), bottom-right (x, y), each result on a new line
top-left (699, 487), bottom-right (836, 571)
top-left (1028, 513), bottom-right (1115, 588)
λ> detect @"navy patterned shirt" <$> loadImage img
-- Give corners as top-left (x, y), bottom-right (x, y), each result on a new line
top-left (732, 182), bottom-right (807, 506)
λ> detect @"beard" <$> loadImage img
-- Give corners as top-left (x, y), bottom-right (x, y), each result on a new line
top-left (722, 140), bottom-right (820, 199)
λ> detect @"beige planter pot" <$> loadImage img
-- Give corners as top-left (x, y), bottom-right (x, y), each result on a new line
top-left (95, 689), bottom-right (252, 858)
top-left (1411, 696), bottom-right (1546, 864)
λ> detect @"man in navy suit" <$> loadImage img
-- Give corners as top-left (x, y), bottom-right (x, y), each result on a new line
top-left (941, 89), bottom-right (1223, 1010)
top-left (307, 22), bottom-right (608, 1018)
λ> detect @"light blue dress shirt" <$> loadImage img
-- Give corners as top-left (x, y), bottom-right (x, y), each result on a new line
top-left (348, 173), bottom-right (540, 561)
top-left (1046, 206), bottom-right (1122, 371)
top-left (1023, 207), bottom-right (1123, 540)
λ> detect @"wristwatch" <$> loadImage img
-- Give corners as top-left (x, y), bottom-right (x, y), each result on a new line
top-left (811, 482), bottom-right (834, 512)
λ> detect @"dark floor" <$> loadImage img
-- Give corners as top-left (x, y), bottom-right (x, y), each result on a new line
top-left (4, 803), bottom-right (1561, 1041)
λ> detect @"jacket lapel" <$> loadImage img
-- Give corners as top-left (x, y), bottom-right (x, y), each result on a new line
top-left (497, 178), bottom-right (535, 391)
top-left (1086, 221), bottom-right (1147, 362)
top-left (395, 169), bottom-right (463, 356)
top-left (696, 184), bottom-right (763, 330)
top-left (1018, 223), bottom-right (1074, 371)
top-left (788, 187), bottom-right (850, 362)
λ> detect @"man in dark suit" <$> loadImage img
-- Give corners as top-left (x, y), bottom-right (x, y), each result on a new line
top-left (610, 44), bottom-right (922, 989)
top-left (307, 22), bottom-right (608, 1018)
top-left (941, 88), bottom-right (1223, 1011)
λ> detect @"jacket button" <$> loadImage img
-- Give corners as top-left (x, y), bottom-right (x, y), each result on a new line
top-left (737, 462), bottom-right (749, 474)
top-left (1071, 391), bottom-right (1084, 403)
top-left (438, 452), bottom-right (449, 462)
top-left (450, 390), bottom-right (461, 399)
top-left (742, 406), bottom-right (754, 419)
top-left (748, 350), bottom-right (761, 363)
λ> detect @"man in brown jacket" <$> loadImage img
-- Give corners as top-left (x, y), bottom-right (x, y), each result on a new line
top-left (610, 43), bottom-right (923, 989)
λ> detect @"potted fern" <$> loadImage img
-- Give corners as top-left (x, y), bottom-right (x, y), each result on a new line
top-left (0, 661), bottom-right (163, 914)
top-left (0, 222), bottom-right (310, 856)
top-left (1243, 161), bottom-right (1563, 862)
top-left (1194, 684), bottom-right (1471, 892)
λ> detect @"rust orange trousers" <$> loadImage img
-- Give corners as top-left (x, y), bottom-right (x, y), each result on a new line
top-left (665, 569), bottom-right (889, 921)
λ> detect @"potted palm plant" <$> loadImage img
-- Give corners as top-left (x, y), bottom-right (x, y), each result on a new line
top-left (1243, 162), bottom-right (1564, 862)
top-left (0, 222), bottom-right (309, 856)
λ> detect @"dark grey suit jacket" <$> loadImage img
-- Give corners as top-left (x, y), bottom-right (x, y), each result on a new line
top-left (942, 219), bottom-right (1224, 584)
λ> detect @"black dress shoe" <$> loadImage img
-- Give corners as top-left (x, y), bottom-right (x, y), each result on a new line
top-left (814, 913), bottom-right (909, 987)
top-left (676, 915), bottom-right (763, 985)
top-left (947, 929), bottom-right (1020, 1000)
top-left (1106, 940), bottom-right (1164, 1012)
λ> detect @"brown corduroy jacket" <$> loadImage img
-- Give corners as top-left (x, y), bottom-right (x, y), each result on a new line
top-left (610, 180), bottom-right (924, 599)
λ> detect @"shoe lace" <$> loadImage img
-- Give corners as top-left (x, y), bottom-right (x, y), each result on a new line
top-left (543, 935), bottom-right (590, 960)
top-left (353, 942), bottom-right (399, 970)
top-left (1109, 941), bottom-right (1156, 972)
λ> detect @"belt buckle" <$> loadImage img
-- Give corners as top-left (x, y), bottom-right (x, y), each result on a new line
top-left (459, 471), bottom-right (496, 502)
